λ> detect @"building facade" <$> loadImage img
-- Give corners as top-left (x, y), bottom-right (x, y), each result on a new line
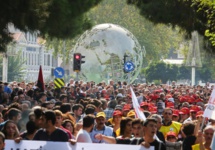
top-left (10, 27), bottom-right (58, 82)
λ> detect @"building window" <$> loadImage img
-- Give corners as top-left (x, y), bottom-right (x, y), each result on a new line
top-left (38, 54), bottom-right (40, 65)
top-left (29, 53), bottom-right (31, 65)
top-left (47, 55), bottom-right (50, 66)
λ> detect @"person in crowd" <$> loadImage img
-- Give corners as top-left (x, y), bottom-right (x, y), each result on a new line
top-left (0, 132), bottom-right (5, 150)
top-left (172, 109), bottom-right (180, 122)
top-left (54, 110), bottom-right (72, 139)
top-left (90, 112), bottom-right (113, 143)
top-left (33, 110), bottom-right (69, 141)
top-left (150, 114), bottom-right (165, 143)
top-left (2, 120), bottom-right (19, 139)
top-left (106, 110), bottom-right (122, 137)
top-left (160, 108), bottom-right (182, 137)
top-left (192, 125), bottom-right (215, 150)
top-left (72, 104), bottom-right (84, 123)
top-left (117, 117), bottom-right (133, 139)
top-left (59, 94), bottom-right (68, 103)
top-left (179, 107), bottom-right (190, 123)
top-left (116, 118), bottom-right (166, 149)
top-left (184, 105), bottom-right (200, 123)
top-left (20, 120), bottom-right (37, 140)
top-left (131, 118), bottom-right (143, 138)
top-left (76, 115), bottom-right (95, 143)
top-left (0, 108), bottom-right (22, 130)
top-left (165, 131), bottom-right (182, 150)
top-left (182, 121), bottom-right (201, 150)
top-left (104, 100), bottom-right (117, 120)
top-left (0, 85), bottom-right (9, 105)
top-left (62, 119), bottom-right (75, 139)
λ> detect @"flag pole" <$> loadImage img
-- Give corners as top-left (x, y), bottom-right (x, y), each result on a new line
top-left (200, 117), bottom-right (206, 131)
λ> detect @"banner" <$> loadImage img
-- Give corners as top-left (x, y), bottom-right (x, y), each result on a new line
top-left (5, 140), bottom-right (154, 150)
top-left (203, 87), bottom-right (215, 120)
top-left (130, 87), bottom-right (146, 120)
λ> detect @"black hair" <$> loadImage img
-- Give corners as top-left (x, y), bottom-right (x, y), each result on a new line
top-left (72, 104), bottom-right (84, 112)
top-left (26, 120), bottom-right (37, 134)
top-left (34, 107), bottom-right (43, 119)
top-left (143, 118), bottom-right (157, 127)
top-left (42, 110), bottom-right (56, 125)
top-left (60, 103), bottom-right (71, 114)
top-left (120, 117), bottom-right (133, 136)
top-left (7, 108), bottom-right (21, 120)
top-left (83, 115), bottom-right (95, 128)
top-left (182, 122), bottom-right (195, 136)
top-left (85, 105), bottom-right (96, 115)
top-left (132, 118), bottom-right (144, 126)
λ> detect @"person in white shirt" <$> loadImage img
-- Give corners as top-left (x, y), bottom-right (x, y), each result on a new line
top-left (76, 115), bottom-right (94, 143)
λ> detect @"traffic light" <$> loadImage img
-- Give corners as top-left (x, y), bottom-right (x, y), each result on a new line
top-left (73, 53), bottom-right (85, 72)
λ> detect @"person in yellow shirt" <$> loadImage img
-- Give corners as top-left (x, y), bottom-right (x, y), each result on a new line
top-left (192, 125), bottom-right (215, 150)
top-left (159, 108), bottom-right (182, 137)
top-left (106, 110), bottom-right (122, 137)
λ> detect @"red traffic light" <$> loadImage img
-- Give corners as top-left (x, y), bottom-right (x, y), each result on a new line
top-left (75, 54), bottom-right (80, 60)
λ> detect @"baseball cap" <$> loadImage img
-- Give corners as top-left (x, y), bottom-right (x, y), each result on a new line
top-left (179, 107), bottom-right (190, 115)
top-left (140, 102), bottom-right (149, 107)
top-left (96, 112), bottom-right (106, 118)
top-left (173, 109), bottom-right (179, 117)
top-left (149, 106), bottom-right (157, 114)
top-left (190, 105), bottom-right (201, 113)
top-left (166, 131), bottom-right (177, 138)
top-left (123, 104), bottom-right (131, 111)
top-left (127, 110), bottom-right (135, 117)
top-left (196, 111), bottom-right (204, 117)
top-left (113, 110), bottom-right (122, 116)
top-left (166, 102), bottom-right (174, 108)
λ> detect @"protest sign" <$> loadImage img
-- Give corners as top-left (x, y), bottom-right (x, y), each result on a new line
top-left (203, 88), bottom-right (215, 120)
top-left (5, 140), bottom-right (154, 150)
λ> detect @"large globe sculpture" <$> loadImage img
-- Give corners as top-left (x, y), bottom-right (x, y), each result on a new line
top-left (73, 23), bottom-right (144, 83)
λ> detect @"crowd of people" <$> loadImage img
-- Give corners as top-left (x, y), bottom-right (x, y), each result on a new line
top-left (0, 79), bottom-right (214, 150)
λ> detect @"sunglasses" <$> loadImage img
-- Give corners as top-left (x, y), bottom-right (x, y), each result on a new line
top-left (164, 112), bottom-right (172, 115)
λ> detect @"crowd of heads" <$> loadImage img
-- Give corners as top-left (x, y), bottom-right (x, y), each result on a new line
top-left (0, 79), bottom-right (214, 149)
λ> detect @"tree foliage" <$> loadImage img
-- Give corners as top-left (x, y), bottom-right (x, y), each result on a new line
top-left (87, 0), bottom-right (185, 63)
top-left (127, 0), bottom-right (215, 52)
top-left (144, 61), bottom-right (212, 83)
top-left (0, 51), bottom-right (26, 81)
top-left (0, 0), bottom-right (101, 52)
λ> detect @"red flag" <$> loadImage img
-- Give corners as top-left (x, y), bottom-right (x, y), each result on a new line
top-left (36, 65), bottom-right (45, 92)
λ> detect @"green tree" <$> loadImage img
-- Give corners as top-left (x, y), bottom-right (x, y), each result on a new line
top-left (144, 61), bottom-right (177, 83)
top-left (177, 65), bottom-right (191, 80)
top-left (127, 0), bottom-right (215, 52)
top-left (0, 51), bottom-right (26, 82)
top-left (87, 0), bottom-right (185, 64)
top-left (0, 0), bottom-right (101, 52)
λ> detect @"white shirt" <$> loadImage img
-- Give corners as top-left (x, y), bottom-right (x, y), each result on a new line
top-left (76, 129), bottom-right (92, 143)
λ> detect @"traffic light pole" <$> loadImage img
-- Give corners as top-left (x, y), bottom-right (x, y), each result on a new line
top-left (76, 72), bottom-right (79, 81)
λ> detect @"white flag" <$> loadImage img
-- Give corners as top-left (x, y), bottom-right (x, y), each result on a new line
top-left (130, 87), bottom-right (146, 121)
top-left (203, 87), bottom-right (215, 120)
